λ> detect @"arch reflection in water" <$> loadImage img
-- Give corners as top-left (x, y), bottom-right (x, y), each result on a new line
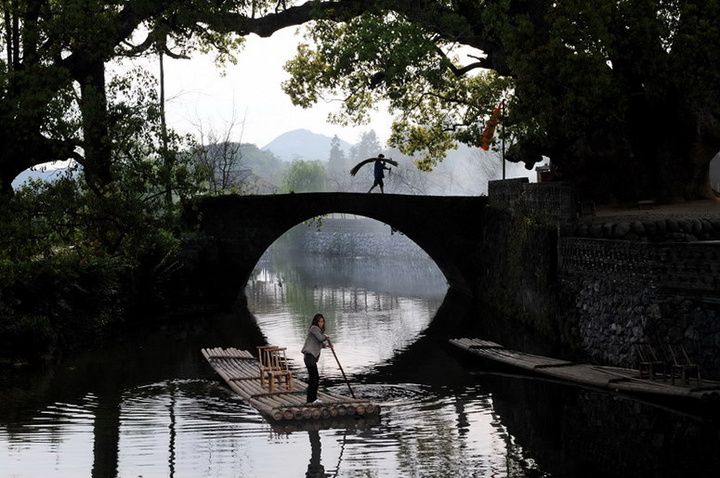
top-left (247, 254), bottom-right (446, 378)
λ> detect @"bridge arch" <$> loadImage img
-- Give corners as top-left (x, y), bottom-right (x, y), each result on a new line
top-left (189, 193), bottom-right (488, 316)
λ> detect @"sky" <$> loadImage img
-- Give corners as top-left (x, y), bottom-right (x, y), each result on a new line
top-left (32, 26), bottom-right (391, 173)
top-left (159, 27), bottom-right (394, 148)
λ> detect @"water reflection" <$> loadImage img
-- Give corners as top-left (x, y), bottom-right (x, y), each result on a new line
top-left (306, 430), bottom-right (326, 477)
top-left (2, 239), bottom-right (720, 477)
top-left (3, 340), bottom-right (719, 477)
top-left (1, 375), bottom-right (544, 477)
top-left (484, 372), bottom-right (720, 477)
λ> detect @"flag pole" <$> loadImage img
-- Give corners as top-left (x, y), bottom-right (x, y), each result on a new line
top-left (501, 101), bottom-right (506, 180)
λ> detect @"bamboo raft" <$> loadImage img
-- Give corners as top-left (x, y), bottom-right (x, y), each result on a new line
top-left (201, 347), bottom-right (381, 423)
top-left (450, 338), bottom-right (720, 402)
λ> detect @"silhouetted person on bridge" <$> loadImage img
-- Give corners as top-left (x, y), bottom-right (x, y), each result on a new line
top-left (368, 155), bottom-right (392, 193)
top-left (349, 154), bottom-right (398, 193)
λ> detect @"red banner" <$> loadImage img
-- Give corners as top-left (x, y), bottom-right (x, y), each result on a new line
top-left (479, 103), bottom-right (503, 151)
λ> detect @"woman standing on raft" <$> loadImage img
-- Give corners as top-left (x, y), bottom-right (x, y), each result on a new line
top-left (301, 313), bottom-right (332, 404)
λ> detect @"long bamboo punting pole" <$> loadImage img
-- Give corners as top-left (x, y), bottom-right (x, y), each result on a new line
top-left (326, 338), bottom-right (355, 399)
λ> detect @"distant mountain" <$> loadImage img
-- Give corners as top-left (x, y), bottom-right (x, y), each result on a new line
top-left (261, 129), bottom-right (352, 162)
top-left (12, 167), bottom-right (68, 188)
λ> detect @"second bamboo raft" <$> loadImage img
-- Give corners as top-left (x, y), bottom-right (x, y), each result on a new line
top-left (202, 347), bottom-right (381, 423)
top-left (450, 338), bottom-right (720, 402)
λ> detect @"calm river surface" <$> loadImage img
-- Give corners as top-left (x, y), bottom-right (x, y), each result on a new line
top-left (1, 221), bottom-right (719, 477)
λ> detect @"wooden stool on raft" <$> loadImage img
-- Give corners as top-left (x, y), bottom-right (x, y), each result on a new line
top-left (635, 343), bottom-right (665, 381)
top-left (668, 343), bottom-right (701, 387)
top-left (257, 346), bottom-right (294, 393)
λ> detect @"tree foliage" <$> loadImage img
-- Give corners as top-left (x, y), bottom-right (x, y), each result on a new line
top-left (2, 0), bottom-right (719, 203)
top-left (326, 135), bottom-right (349, 191)
top-left (280, 0), bottom-right (720, 202)
top-left (281, 159), bottom-right (327, 193)
top-left (0, 0), bottom-right (246, 194)
top-left (283, 12), bottom-right (512, 171)
top-left (0, 60), bottom-right (205, 360)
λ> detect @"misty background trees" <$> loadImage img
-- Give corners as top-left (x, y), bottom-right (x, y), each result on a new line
top-left (178, 127), bottom-right (531, 196)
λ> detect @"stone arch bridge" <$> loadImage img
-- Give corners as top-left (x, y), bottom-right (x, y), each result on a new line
top-left (187, 193), bottom-right (489, 317)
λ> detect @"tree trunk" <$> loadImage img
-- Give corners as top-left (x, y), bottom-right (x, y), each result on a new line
top-left (629, 95), bottom-right (719, 203)
top-left (77, 59), bottom-right (113, 191)
top-left (557, 95), bottom-right (719, 204)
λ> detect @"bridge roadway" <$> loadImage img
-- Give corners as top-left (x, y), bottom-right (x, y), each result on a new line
top-left (191, 193), bottom-right (489, 307)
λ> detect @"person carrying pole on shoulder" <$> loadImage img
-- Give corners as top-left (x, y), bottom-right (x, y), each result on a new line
top-left (368, 154), bottom-right (392, 193)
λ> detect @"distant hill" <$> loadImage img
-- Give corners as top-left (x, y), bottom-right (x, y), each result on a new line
top-left (261, 129), bottom-right (352, 162)
top-left (12, 167), bottom-right (69, 189)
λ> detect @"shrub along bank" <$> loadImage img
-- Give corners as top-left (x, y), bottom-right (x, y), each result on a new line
top-left (1, 159), bottom-right (208, 364)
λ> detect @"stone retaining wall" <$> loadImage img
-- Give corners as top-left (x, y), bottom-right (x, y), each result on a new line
top-left (560, 274), bottom-right (720, 376)
top-left (559, 238), bottom-right (720, 292)
top-left (566, 217), bottom-right (720, 242)
top-left (558, 237), bottom-right (720, 377)
top-left (488, 178), bottom-right (576, 223)
top-left (483, 180), bottom-right (720, 378)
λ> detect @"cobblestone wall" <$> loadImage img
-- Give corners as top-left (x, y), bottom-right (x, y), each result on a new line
top-left (566, 217), bottom-right (720, 241)
top-left (482, 180), bottom-right (720, 378)
top-left (558, 225), bottom-right (720, 378)
top-left (559, 273), bottom-right (720, 378)
top-left (559, 238), bottom-right (720, 292)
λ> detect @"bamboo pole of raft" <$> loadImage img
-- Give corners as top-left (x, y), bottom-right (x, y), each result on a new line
top-left (224, 360), bottom-right (309, 420)
top-left (220, 364), bottom-right (311, 420)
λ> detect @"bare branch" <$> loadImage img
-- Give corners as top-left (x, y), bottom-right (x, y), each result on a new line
top-left (434, 46), bottom-right (489, 77)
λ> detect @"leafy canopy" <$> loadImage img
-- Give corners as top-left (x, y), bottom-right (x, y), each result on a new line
top-left (280, 0), bottom-right (720, 201)
top-left (283, 11), bottom-right (512, 170)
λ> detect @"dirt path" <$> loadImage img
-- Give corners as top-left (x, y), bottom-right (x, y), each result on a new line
top-left (578, 198), bottom-right (720, 224)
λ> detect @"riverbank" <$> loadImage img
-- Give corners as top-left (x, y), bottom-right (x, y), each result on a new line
top-left (585, 198), bottom-right (720, 222)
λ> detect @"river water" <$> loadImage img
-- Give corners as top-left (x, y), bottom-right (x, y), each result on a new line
top-left (1, 220), bottom-right (719, 477)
